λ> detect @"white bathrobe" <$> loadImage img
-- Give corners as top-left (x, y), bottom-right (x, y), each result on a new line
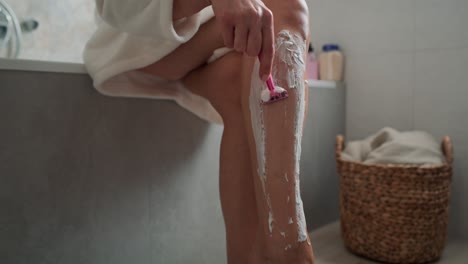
top-left (83, 0), bottom-right (227, 124)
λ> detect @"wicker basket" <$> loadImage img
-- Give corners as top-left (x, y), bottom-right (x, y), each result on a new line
top-left (336, 135), bottom-right (453, 264)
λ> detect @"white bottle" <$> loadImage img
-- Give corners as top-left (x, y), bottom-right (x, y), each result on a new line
top-left (319, 44), bottom-right (344, 81)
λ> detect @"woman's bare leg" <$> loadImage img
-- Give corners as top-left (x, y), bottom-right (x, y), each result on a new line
top-left (137, 2), bottom-right (260, 261)
top-left (140, 0), bottom-right (314, 262)
top-left (240, 0), bottom-right (314, 263)
top-left (183, 53), bottom-right (259, 263)
top-left (181, 1), bottom-right (315, 260)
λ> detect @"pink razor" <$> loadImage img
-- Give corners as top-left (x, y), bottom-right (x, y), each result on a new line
top-left (262, 75), bottom-right (289, 104)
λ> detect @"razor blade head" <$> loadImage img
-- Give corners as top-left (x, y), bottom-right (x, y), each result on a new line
top-left (262, 90), bottom-right (289, 104)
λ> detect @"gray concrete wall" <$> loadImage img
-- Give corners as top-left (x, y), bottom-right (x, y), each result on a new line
top-left (0, 70), bottom-right (345, 264)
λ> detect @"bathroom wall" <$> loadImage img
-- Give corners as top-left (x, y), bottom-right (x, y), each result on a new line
top-left (0, 70), bottom-right (227, 264)
top-left (7, 0), bottom-right (95, 62)
top-left (306, 0), bottom-right (468, 239)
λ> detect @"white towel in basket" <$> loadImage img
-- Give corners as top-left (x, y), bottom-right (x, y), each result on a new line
top-left (341, 127), bottom-right (445, 165)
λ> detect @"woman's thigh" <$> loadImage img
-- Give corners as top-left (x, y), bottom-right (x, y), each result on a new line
top-left (138, 17), bottom-right (224, 81)
top-left (172, 0), bottom-right (210, 20)
top-left (182, 51), bottom-right (243, 118)
top-left (264, 0), bottom-right (309, 37)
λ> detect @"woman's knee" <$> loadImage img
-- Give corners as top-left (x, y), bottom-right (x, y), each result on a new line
top-left (267, 0), bottom-right (309, 90)
top-left (138, 61), bottom-right (188, 81)
top-left (269, 0), bottom-right (309, 38)
top-left (207, 52), bottom-right (244, 121)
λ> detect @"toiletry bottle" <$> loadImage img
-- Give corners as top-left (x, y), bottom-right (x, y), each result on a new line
top-left (319, 44), bottom-right (344, 81)
top-left (305, 43), bottom-right (319, 80)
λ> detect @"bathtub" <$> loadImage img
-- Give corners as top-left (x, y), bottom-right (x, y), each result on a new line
top-left (0, 58), bottom-right (345, 264)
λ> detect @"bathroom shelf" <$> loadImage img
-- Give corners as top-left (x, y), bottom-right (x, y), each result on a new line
top-left (307, 79), bottom-right (343, 89)
top-left (309, 221), bottom-right (468, 264)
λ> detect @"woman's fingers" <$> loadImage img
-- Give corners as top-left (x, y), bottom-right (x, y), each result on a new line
top-left (233, 25), bottom-right (248, 52)
top-left (221, 23), bottom-right (235, 48)
top-left (212, 0), bottom-right (275, 77)
top-left (245, 10), bottom-right (262, 57)
top-left (259, 9), bottom-right (274, 80)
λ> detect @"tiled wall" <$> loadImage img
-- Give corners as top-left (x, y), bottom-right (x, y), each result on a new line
top-left (7, 0), bottom-right (96, 62)
top-left (306, 0), bottom-right (468, 239)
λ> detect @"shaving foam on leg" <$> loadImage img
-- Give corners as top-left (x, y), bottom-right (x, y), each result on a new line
top-left (272, 30), bottom-right (308, 242)
top-left (250, 60), bottom-right (275, 234)
top-left (249, 30), bottom-right (308, 241)
top-left (274, 30), bottom-right (306, 90)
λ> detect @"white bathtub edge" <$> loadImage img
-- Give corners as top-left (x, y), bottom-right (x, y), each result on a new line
top-left (0, 60), bottom-right (345, 89)
top-left (0, 58), bottom-right (87, 74)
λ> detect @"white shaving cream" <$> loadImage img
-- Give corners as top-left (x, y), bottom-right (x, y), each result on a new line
top-left (249, 30), bottom-right (308, 241)
top-left (268, 211), bottom-right (274, 233)
top-left (273, 30), bottom-right (306, 90)
top-left (250, 60), bottom-right (275, 234)
top-left (274, 30), bottom-right (308, 242)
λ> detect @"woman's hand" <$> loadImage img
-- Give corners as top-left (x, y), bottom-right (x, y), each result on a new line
top-left (210, 0), bottom-right (274, 81)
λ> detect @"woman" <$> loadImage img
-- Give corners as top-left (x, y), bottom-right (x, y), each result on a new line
top-left (84, 0), bottom-right (314, 263)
